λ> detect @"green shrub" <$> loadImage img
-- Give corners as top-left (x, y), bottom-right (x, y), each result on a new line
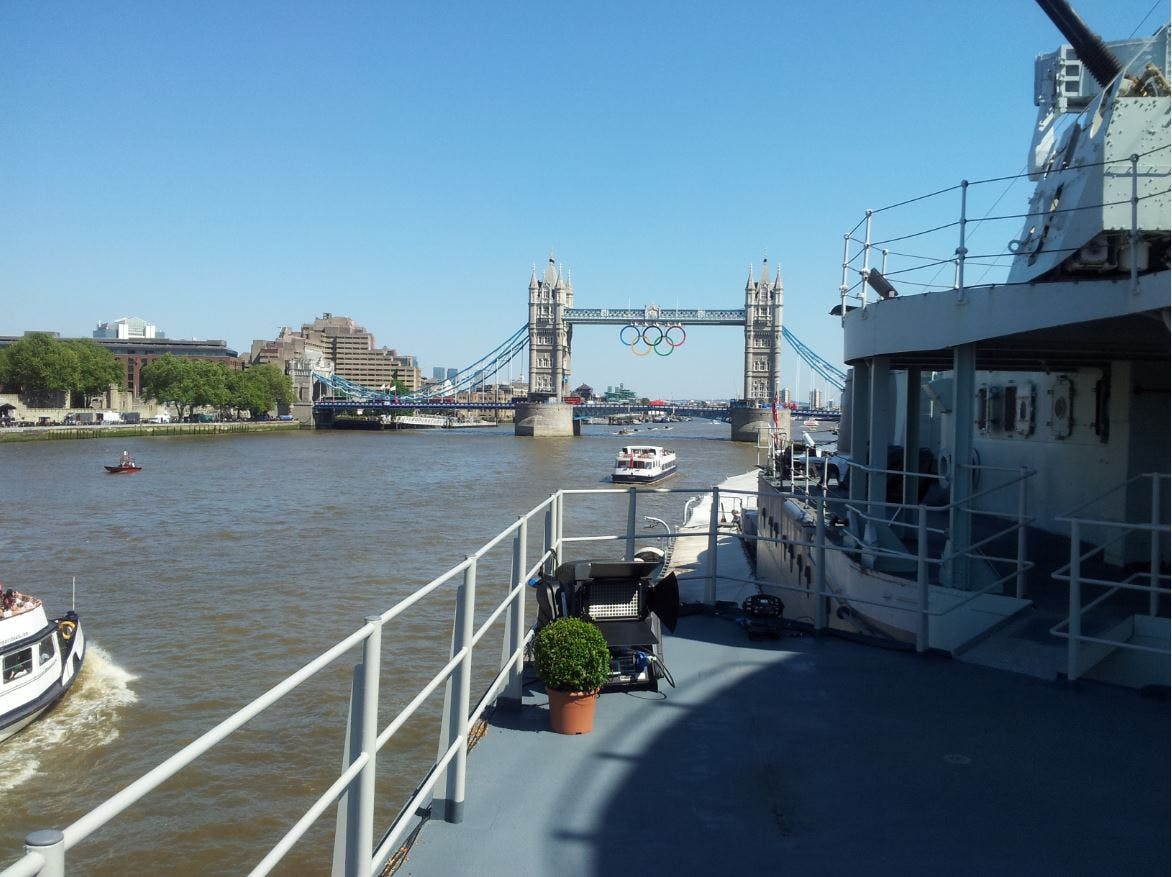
top-left (533, 617), bottom-right (611, 693)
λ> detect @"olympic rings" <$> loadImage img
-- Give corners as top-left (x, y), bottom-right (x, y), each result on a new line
top-left (620, 322), bottom-right (687, 357)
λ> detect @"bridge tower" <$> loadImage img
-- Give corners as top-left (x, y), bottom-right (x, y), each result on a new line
top-left (526, 253), bottom-right (573, 402)
top-left (516, 252), bottom-right (577, 436)
top-left (731, 258), bottom-right (789, 443)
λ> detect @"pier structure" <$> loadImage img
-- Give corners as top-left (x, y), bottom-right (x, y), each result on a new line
top-left (524, 254), bottom-right (789, 442)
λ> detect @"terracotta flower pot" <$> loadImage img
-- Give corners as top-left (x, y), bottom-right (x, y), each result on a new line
top-left (547, 689), bottom-right (599, 735)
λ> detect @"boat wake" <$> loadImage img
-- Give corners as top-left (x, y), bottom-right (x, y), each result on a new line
top-left (0, 644), bottom-right (138, 792)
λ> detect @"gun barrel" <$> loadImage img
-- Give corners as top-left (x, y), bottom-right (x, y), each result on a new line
top-left (1035, 0), bottom-right (1124, 87)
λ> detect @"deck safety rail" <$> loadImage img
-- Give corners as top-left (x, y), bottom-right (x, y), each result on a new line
top-left (1049, 472), bottom-right (1170, 681)
top-left (2, 471), bottom-right (1042, 876)
top-left (2, 492), bottom-right (563, 877)
top-left (836, 145), bottom-right (1169, 313)
top-left (754, 437), bottom-right (1035, 648)
top-left (2, 483), bottom-right (763, 877)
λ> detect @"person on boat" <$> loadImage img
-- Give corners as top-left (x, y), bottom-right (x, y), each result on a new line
top-left (120, 450), bottom-right (134, 467)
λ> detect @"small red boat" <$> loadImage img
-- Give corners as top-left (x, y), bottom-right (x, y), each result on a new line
top-left (105, 452), bottom-right (142, 474)
top-left (104, 463), bottom-right (143, 474)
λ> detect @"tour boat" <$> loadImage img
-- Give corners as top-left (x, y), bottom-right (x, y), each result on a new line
top-left (0, 587), bottom-right (86, 743)
top-left (612, 445), bottom-right (678, 484)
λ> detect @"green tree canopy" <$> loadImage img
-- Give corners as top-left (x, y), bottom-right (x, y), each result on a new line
top-left (62, 339), bottom-right (124, 399)
top-left (1, 333), bottom-right (81, 394)
top-left (141, 355), bottom-right (198, 419)
top-left (232, 363), bottom-right (293, 419)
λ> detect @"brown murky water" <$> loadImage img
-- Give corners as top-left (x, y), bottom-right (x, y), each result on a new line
top-left (0, 422), bottom-right (757, 874)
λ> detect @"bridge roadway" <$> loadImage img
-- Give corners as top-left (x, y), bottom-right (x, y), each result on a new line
top-left (313, 399), bottom-right (840, 421)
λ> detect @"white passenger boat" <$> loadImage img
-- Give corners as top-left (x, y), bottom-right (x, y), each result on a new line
top-left (612, 445), bottom-right (678, 484)
top-left (0, 587), bottom-right (86, 743)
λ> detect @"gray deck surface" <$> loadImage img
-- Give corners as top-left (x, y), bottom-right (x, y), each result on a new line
top-left (400, 614), bottom-right (1170, 876)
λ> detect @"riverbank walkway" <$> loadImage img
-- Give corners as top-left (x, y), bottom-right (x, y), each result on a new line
top-left (398, 470), bottom-right (1170, 876)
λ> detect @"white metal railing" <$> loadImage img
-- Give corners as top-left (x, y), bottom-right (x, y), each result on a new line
top-left (754, 436), bottom-right (1036, 648)
top-left (835, 146), bottom-right (1169, 315)
top-left (1050, 473), bottom-right (1171, 681)
top-left (0, 484), bottom-right (748, 876)
top-left (2, 470), bottom-right (1047, 875)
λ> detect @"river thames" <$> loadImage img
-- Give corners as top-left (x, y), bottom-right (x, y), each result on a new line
top-left (0, 420), bottom-right (759, 875)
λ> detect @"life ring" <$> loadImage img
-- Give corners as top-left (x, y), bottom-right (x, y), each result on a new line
top-left (59, 620), bottom-right (77, 641)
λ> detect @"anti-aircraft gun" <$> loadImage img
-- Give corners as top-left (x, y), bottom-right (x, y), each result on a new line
top-left (1007, 0), bottom-right (1170, 284)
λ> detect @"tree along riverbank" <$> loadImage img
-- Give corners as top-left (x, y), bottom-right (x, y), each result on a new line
top-left (0, 421), bottom-right (302, 444)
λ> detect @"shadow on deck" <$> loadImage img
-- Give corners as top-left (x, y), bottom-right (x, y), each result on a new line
top-left (400, 615), bottom-right (1169, 876)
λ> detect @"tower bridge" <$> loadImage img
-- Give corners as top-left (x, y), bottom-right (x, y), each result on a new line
top-left (313, 254), bottom-right (845, 442)
top-left (522, 254), bottom-right (792, 441)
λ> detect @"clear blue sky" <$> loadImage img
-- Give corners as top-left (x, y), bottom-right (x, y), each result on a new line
top-left (1, 1), bottom-right (1163, 401)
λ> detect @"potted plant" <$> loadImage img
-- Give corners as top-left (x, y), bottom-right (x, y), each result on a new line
top-left (533, 617), bottom-right (611, 734)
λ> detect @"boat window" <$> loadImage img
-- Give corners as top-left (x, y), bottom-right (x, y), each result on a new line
top-left (3, 648), bottom-right (33, 682)
top-left (39, 633), bottom-right (55, 663)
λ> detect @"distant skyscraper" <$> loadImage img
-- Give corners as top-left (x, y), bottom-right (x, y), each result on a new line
top-left (781, 387), bottom-right (792, 405)
top-left (433, 367), bottom-right (446, 380)
top-left (809, 389), bottom-right (824, 409)
top-left (446, 368), bottom-right (458, 381)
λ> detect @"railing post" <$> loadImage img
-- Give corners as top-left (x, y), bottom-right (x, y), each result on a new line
top-left (1067, 520), bottom-right (1082, 682)
top-left (955, 179), bottom-right (969, 295)
top-left (544, 495), bottom-right (555, 571)
top-left (839, 232), bottom-right (851, 325)
top-left (1150, 473), bottom-right (1162, 617)
top-left (24, 830), bottom-right (65, 877)
top-left (916, 506), bottom-right (929, 653)
top-left (1017, 466), bottom-right (1029, 599)
top-left (503, 518), bottom-right (528, 708)
top-left (334, 618), bottom-right (382, 877)
top-left (860, 210), bottom-right (873, 307)
top-left (705, 486), bottom-right (720, 604)
top-left (815, 497), bottom-right (828, 632)
top-left (625, 487), bottom-right (637, 561)
top-left (555, 490), bottom-right (565, 559)
top-left (1130, 153), bottom-right (1140, 294)
top-left (356, 616), bottom-right (382, 873)
top-left (440, 558), bottom-right (476, 823)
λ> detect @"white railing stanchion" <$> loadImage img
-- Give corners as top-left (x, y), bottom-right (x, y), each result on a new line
top-left (625, 487), bottom-right (637, 561)
top-left (955, 179), bottom-right (969, 294)
top-left (815, 496), bottom-right (828, 632)
top-left (544, 496), bottom-right (555, 570)
top-left (1067, 520), bottom-right (1082, 682)
top-left (705, 487), bottom-right (720, 604)
top-left (554, 491), bottom-right (564, 558)
top-left (1130, 153), bottom-right (1140, 294)
top-left (440, 558), bottom-right (476, 823)
top-left (1150, 473), bottom-right (1162, 617)
top-left (23, 831), bottom-right (63, 877)
top-left (503, 517), bottom-right (527, 706)
top-left (354, 616), bottom-right (382, 875)
top-left (916, 506), bottom-right (929, 653)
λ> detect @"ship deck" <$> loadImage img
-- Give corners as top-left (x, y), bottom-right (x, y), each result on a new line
top-left (400, 610), bottom-right (1170, 876)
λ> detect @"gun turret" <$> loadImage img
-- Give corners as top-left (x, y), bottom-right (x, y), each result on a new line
top-left (1035, 0), bottom-right (1123, 87)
